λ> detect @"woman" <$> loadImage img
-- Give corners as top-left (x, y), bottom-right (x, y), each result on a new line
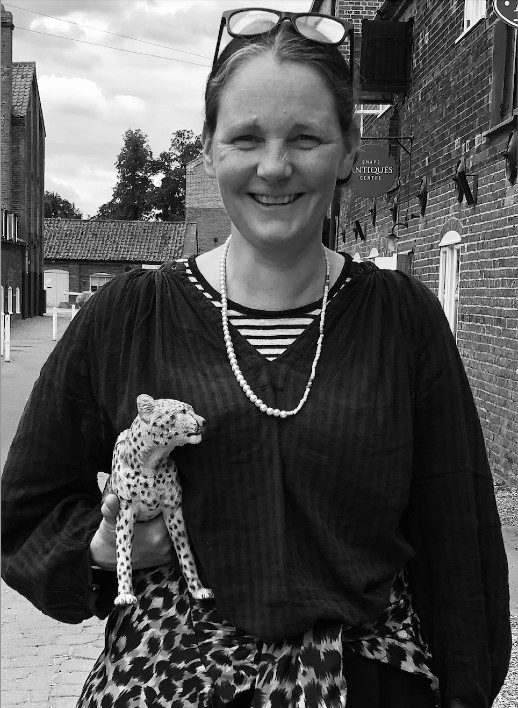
top-left (1, 9), bottom-right (510, 708)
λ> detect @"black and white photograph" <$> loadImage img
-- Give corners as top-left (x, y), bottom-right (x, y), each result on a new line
top-left (1, 1), bottom-right (517, 706)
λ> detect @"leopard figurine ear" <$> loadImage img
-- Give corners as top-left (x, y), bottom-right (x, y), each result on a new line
top-left (136, 394), bottom-right (155, 422)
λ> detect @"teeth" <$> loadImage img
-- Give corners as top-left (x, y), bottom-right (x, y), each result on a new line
top-left (252, 194), bottom-right (298, 205)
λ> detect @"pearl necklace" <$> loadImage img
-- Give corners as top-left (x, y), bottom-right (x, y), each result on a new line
top-left (220, 236), bottom-right (330, 418)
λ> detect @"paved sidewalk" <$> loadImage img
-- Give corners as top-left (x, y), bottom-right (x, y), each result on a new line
top-left (1, 315), bottom-right (105, 708)
top-left (1, 315), bottom-right (517, 706)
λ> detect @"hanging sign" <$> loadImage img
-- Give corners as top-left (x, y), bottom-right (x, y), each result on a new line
top-left (348, 144), bottom-right (397, 197)
top-left (494, 0), bottom-right (518, 27)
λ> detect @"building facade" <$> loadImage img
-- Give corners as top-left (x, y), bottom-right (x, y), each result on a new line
top-left (1, 4), bottom-right (45, 319)
top-left (324, 0), bottom-right (517, 483)
top-left (185, 156), bottom-right (231, 255)
top-left (43, 219), bottom-right (195, 307)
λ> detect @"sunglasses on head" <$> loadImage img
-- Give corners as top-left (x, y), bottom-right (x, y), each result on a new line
top-left (212, 7), bottom-right (355, 75)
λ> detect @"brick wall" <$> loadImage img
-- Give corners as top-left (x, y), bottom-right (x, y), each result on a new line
top-left (185, 157), bottom-right (231, 255)
top-left (335, 0), bottom-right (384, 34)
top-left (1, 243), bottom-right (23, 317)
top-left (44, 259), bottom-right (142, 301)
top-left (337, 1), bottom-right (518, 484)
top-left (11, 78), bottom-right (45, 317)
top-left (1, 6), bottom-right (13, 210)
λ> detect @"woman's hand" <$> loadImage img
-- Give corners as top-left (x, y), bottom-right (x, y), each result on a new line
top-left (89, 493), bottom-right (174, 570)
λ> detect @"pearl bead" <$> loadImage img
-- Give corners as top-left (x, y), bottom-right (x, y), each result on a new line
top-left (220, 235), bottom-right (328, 418)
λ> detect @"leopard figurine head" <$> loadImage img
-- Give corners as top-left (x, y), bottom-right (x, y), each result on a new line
top-left (133, 394), bottom-right (205, 450)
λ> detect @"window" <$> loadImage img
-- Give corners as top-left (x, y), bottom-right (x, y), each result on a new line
top-left (463, 0), bottom-right (485, 33)
top-left (1, 210), bottom-right (18, 242)
top-left (489, 22), bottom-right (517, 129)
top-left (438, 232), bottom-right (461, 338)
top-left (90, 273), bottom-right (111, 291)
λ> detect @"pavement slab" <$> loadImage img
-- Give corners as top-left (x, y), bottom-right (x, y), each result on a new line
top-left (1, 314), bottom-right (517, 707)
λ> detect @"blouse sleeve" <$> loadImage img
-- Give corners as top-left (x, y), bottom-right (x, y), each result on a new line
top-left (402, 275), bottom-right (511, 708)
top-left (1, 288), bottom-right (118, 623)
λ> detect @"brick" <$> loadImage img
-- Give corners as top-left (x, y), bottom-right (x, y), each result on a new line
top-left (337, 1), bottom-right (517, 484)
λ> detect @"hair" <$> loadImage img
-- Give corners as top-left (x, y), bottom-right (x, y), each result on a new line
top-left (203, 22), bottom-right (357, 144)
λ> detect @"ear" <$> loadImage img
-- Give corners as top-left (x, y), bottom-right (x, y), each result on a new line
top-left (337, 117), bottom-right (360, 182)
top-left (202, 131), bottom-right (217, 179)
top-left (137, 394), bottom-right (155, 422)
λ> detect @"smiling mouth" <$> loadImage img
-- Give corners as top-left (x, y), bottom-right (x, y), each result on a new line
top-left (249, 193), bottom-right (303, 206)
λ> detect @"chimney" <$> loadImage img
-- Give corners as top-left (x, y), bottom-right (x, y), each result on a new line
top-left (1, 3), bottom-right (13, 210)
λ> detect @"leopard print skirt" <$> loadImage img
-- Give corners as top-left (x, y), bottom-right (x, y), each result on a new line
top-left (77, 565), bottom-right (438, 708)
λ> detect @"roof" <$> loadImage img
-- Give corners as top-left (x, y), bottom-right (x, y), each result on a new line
top-left (44, 219), bottom-right (193, 262)
top-left (12, 62), bottom-right (35, 118)
top-left (186, 155), bottom-right (204, 172)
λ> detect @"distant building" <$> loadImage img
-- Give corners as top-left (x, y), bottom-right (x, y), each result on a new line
top-left (313, 0), bottom-right (517, 484)
top-left (1, 3), bottom-right (46, 319)
top-left (43, 219), bottom-right (196, 307)
top-left (185, 155), bottom-right (231, 255)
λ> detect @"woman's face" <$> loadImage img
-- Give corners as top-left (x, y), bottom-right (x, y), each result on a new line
top-left (203, 54), bottom-right (355, 253)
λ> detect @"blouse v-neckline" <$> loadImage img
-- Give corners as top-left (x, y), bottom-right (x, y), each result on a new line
top-left (182, 254), bottom-right (355, 368)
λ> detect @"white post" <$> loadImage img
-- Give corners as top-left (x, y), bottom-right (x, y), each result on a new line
top-left (4, 314), bottom-right (10, 362)
top-left (7, 286), bottom-right (13, 314)
top-left (52, 306), bottom-right (57, 341)
top-left (15, 287), bottom-right (20, 314)
top-left (70, 303), bottom-right (76, 320)
top-left (0, 313), bottom-right (4, 357)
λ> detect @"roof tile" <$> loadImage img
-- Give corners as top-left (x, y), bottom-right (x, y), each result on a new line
top-left (44, 219), bottom-right (190, 262)
top-left (12, 62), bottom-right (35, 118)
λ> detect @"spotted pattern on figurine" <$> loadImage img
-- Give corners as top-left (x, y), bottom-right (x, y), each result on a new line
top-left (104, 394), bottom-right (213, 605)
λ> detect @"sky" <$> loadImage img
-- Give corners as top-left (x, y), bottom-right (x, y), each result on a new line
top-left (7, 0), bottom-right (312, 217)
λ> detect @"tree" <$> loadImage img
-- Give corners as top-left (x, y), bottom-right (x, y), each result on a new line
top-left (44, 191), bottom-right (82, 219)
top-left (95, 129), bottom-right (155, 220)
top-left (151, 130), bottom-right (203, 221)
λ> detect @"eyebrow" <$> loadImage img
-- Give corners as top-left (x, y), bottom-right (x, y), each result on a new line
top-left (227, 120), bottom-right (324, 133)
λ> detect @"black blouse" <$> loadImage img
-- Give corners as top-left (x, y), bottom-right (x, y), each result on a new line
top-left (1, 255), bottom-right (510, 708)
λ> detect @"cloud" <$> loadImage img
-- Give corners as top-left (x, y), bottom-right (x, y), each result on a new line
top-left (45, 175), bottom-right (83, 205)
top-left (39, 75), bottom-right (148, 119)
top-left (7, 0), bottom-right (312, 216)
top-left (38, 75), bottom-right (106, 117)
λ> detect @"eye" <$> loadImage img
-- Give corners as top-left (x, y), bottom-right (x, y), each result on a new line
top-left (232, 135), bottom-right (261, 148)
top-left (292, 134), bottom-right (320, 147)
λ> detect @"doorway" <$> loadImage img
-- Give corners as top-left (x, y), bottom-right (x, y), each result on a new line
top-left (44, 270), bottom-right (69, 308)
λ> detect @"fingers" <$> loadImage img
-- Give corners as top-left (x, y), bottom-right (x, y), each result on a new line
top-left (101, 493), bottom-right (119, 528)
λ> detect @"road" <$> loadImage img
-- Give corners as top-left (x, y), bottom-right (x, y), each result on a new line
top-left (1, 313), bottom-right (516, 707)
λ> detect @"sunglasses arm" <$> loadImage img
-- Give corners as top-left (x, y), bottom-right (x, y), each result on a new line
top-left (212, 17), bottom-right (226, 72)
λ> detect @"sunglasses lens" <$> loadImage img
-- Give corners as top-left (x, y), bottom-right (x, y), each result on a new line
top-left (294, 15), bottom-right (346, 44)
top-left (228, 9), bottom-right (280, 36)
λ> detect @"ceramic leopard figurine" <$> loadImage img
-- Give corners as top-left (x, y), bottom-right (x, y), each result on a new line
top-left (103, 394), bottom-right (213, 606)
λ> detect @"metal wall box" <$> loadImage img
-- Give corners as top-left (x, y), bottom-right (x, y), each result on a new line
top-left (360, 19), bottom-right (413, 96)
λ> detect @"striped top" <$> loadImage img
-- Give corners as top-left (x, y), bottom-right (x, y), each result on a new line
top-left (184, 257), bottom-right (351, 361)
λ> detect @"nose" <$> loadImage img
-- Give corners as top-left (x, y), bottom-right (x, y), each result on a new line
top-left (196, 415), bottom-right (206, 432)
top-left (256, 142), bottom-right (292, 182)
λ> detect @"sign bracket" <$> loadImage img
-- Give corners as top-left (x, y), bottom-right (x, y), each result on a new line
top-left (361, 135), bottom-right (414, 157)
